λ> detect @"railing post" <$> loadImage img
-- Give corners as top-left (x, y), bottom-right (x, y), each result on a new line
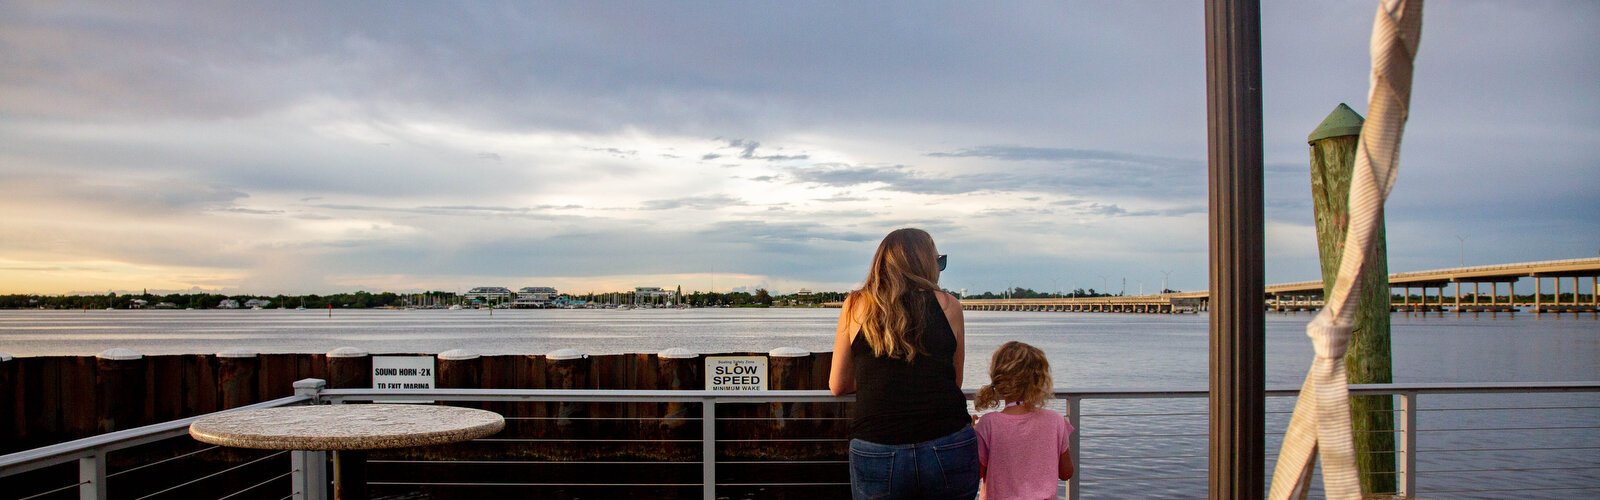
top-left (1397, 392), bottom-right (1417, 498)
top-left (1066, 395), bottom-right (1082, 500)
top-left (292, 378), bottom-right (327, 500)
top-left (292, 450), bottom-right (327, 500)
top-left (703, 397), bottom-right (717, 500)
top-left (294, 378), bottom-right (327, 403)
top-left (78, 453), bottom-right (106, 500)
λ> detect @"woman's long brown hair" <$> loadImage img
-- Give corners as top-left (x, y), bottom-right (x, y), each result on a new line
top-left (853, 228), bottom-right (942, 361)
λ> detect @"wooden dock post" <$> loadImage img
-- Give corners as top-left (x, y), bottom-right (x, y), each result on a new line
top-left (324, 347), bottom-right (371, 390)
top-left (657, 348), bottom-right (700, 436)
top-left (0, 353), bottom-right (14, 450)
top-left (94, 348), bottom-right (146, 434)
top-left (1307, 103), bottom-right (1396, 493)
top-left (437, 349), bottom-right (482, 388)
top-left (547, 349), bottom-right (589, 436)
top-left (768, 348), bottom-right (811, 439)
top-left (438, 349), bottom-right (482, 411)
top-left (216, 349), bottom-right (260, 410)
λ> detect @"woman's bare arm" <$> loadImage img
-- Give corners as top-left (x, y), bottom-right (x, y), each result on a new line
top-left (828, 293), bottom-right (859, 395)
top-left (937, 291), bottom-right (966, 386)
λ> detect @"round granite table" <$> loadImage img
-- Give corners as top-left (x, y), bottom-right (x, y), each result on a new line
top-left (190, 404), bottom-right (504, 500)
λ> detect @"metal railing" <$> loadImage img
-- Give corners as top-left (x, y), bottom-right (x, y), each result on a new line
top-left (3, 381), bottom-right (1595, 499)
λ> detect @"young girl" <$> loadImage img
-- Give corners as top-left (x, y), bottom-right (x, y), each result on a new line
top-left (975, 341), bottom-right (1075, 499)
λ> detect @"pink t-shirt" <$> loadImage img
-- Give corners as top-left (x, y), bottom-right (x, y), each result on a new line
top-left (976, 407), bottom-right (1075, 500)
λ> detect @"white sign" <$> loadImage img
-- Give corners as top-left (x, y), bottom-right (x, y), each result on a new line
top-left (706, 356), bottom-right (768, 391)
top-left (373, 356), bottom-right (435, 390)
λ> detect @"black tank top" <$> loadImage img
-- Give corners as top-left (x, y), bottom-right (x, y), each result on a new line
top-left (849, 292), bottom-right (970, 444)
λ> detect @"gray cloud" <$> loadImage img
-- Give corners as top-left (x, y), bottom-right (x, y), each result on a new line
top-left (215, 206), bottom-right (284, 215)
top-left (307, 203), bottom-right (576, 220)
top-left (0, 2), bottom-right (1593, 294)
top-left (786, 155), bottom-right (1205, 199)
top-left (639, 194), bottom-right (747, 211)
top-left (928, 145), bottom-right (1195, 169)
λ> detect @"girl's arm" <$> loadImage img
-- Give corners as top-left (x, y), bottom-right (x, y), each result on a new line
top-left (828, 293), bottom-right (859, 395)
top-left (937, 291), bottom-right (966, 385)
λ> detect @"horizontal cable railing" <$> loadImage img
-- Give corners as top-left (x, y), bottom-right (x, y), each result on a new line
top-left (3, 382), bottom-right (1595, 500)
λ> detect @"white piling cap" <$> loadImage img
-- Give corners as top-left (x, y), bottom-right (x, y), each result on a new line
top-left (0, 352), bottom-right (12, 362)
top-left (769, 347), bottom-right (810, 358)
top-left (216, 348), bottom-right (258, 358)
top-left (438, 349), bottom-right (480, 360)
top-left (547, 348), bottom-right (586, 360)
top-left (658, 347), bottom-right (697, 359)
top-left (96, 348), bottom-right (143, 360)
top-left (325, 347), bottom-right (368, 358)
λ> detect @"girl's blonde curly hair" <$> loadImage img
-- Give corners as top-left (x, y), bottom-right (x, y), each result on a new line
top-left (974, 341), bottom-right (1054, 411)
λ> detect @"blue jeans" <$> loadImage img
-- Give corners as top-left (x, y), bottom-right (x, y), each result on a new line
top-left (849, 426), bottom-right (980, 500)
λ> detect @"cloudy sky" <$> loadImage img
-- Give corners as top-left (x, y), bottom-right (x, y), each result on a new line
top-left (2, 1), bottom-right (1596, 296)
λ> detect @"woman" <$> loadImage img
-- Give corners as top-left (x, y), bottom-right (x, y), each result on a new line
top-left (830, 228), bottom-right (977, 499)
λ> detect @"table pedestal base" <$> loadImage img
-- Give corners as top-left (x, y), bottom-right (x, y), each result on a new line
top-left (333, 450), bottom-right (367, 500)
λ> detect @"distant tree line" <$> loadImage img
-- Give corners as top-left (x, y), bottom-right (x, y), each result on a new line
top-left (0, 291), bottom-right (432, 310)
top-left (962, 287), bottom-right (1122, 299)
top-left (10, 285), bottom-right (1419, 310)
top-left (0, 289), bottom-right (858, 309)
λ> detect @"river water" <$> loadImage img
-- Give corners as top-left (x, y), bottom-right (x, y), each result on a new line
top-left (2, 308), bottom-right (1596, 498)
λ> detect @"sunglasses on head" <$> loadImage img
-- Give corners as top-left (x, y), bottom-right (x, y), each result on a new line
top-left (937, 254), bottom-right (947, 271)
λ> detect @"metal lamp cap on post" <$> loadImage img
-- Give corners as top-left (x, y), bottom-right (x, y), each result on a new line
top-left (1308, 103), bottom-right (1365, 143)
top-left (658, 347), bottom-right (697, 359)
top-left (95, 348), bottom-right (143, 360)
top-left (438, 349), bottom-right (480, 361)
top-left (325, 347), bottom-right (368, 358)
top-left (768, 347), bottom-right (810, 358)
top-left (547, 348), bottom-right (586, 360)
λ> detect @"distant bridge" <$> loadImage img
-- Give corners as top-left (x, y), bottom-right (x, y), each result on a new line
top-left (1232, 257), bottom-right (1600, 313)
top-left (825, 258), bottom-right (1600, 314)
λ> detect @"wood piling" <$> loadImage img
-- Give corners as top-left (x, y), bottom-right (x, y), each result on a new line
top-left (94, 349), bottom-right (145, 434)
top-left (1309, 103), bottom-right (1397, 493)
top-left (216, 350), bottom-right (259, 410)
top-left (324, 347), bottom-right (371, 390)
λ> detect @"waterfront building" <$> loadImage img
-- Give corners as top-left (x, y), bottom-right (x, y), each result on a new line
top-left (514, 287), bottom-right (559, 308)
top-left (462, 287), bottom-right (514, 304)
top-left (217, 299), bottom-right (240, 309)
top-left (634, 286), bottom-right (676, 307)
top-left (243, 299), bottom-right (272, 309)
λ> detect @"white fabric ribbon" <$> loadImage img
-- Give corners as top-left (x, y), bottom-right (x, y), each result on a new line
top-left (1268, 1), bottom-right (1423, 499)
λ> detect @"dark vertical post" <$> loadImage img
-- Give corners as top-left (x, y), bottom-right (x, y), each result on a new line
top-left (217, 349), bottom-right (260, 410)
top-left (333, 450), bottom-right (367, 500)
top-left (324, 347), bottom-right (371, 390)
top-left (1205, 0), bottom-right (1265, 498)
top-left (768, 348), bottom-right (811, 439)
top-left (0, 353), bottom-right (13, 451)
top-left (438, 349), bottom-right (482, 410)
top-left (94, 348), bottom-right (146, 433)
top-left (657, 348), bottom-right (700, 436)
top-left (547, 349), bottom-right (589, 433)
